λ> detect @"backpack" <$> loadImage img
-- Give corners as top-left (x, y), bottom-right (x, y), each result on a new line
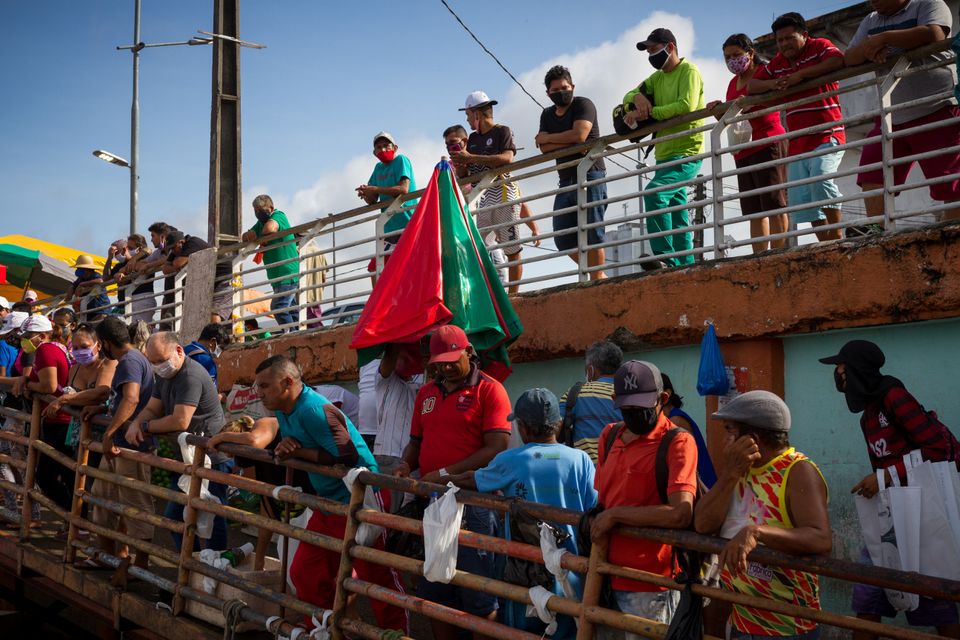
top-left (501, 500), bottom-right (570, 590)
top-left (561, 381), bottom-right (584, 447)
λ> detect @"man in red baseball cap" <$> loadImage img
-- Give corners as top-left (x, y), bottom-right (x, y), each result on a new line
top-left (395, 324), bottom-right (512, 636)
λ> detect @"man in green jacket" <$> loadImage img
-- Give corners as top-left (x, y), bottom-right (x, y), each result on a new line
top-left (241, 194), bottom-right (300, 333)
top-left (627, 28), bottom-right (705, 267)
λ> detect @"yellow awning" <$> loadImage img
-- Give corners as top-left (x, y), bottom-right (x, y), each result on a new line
top-left (0, 234), bottom-right (107, 271)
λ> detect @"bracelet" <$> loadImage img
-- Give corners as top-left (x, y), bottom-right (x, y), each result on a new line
top-left (438, 467), bottom-right (449, 477)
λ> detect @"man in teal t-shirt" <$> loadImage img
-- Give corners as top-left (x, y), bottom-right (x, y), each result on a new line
top-left (241, 194), bottom-right (300, 332)
top-left (628, 28), bottom-right (705, 267)
top-left (356, 132), bottom-right (418, 279)
top-left (255, 355), bottom-right (407, 633)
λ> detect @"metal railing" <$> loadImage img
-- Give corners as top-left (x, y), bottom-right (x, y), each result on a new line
top-left (0, 380), bottom-right (958, 639)
top-left (49, 41), bottom-right (958, 340)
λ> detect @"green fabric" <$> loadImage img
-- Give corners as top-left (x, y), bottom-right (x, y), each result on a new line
top-left (436, 164), bottom-right (522, 369)
top-left (644, 157), bottom-right (702, 267)
top-left (250, 210), bottom-right (299, 287)
top-left (0, 244), bottom-right (41, 287)
top-left (625, 59), bottom-right (705, 161)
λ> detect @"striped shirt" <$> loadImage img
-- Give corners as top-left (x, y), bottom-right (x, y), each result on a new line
top-left (861, 385), bottom-right (960, 481)
top-left (373, 370), bottom-right (425, 459)
top-left (753, 37), bottom-right (846, 155)
top-left (560, 376), bottom-right (622, 463)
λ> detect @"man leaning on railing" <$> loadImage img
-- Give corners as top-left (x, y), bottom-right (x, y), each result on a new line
top-left (845, 0), bottom-right (960, 225)
top-left (241, 194), bottom-right (301, 334)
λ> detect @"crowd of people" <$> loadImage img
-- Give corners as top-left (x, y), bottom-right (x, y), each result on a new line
top-left (0, 268), bottom-right (959, 639)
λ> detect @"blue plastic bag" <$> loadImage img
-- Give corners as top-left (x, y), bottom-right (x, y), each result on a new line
top-left (697, 324), bottom-right (729, 396)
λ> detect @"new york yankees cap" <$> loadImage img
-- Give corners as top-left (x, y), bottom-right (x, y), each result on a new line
top-left (613, 360), bottom-right (663, 408)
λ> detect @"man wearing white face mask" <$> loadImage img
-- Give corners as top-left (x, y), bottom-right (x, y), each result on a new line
top-left (125, 331), bottom-right (229, 551)
top-left (626, 28), bottom-right (705, 268)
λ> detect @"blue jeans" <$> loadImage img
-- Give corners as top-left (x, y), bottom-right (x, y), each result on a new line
top-left (165, 461), bottom-right (230, 552)
top-left (271, 281), bottom-right (299, 332)
top-left (552, 170), bottom-right (608, 251)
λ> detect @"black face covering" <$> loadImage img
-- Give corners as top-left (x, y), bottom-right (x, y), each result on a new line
top-left (835, 345), bottom-right (902, 413)
top-left (622, 406), bottom-right (659, 435)
top-left (255, 210), bottom-right (272, 224)
top-left (834, 368), bottom-right (845, 393)
top-left (548, 90), bottom-right (574, 107)
top-left (648, 47), bottom-right (670, 70)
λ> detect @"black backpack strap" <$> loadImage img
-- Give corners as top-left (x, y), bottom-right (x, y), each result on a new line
top-left (562, 381), bottom-right (584, 446)
top-left (599, 422), bottom-right (625, 466)
top-left (656, 427), bottom-right (683, 504)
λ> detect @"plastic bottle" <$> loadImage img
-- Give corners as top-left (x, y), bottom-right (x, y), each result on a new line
top-left (220, 542), bottom-right (255, 568)
top-left (428, 491), bottom-right (439, 506)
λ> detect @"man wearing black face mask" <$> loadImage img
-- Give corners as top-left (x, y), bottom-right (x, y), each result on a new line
top-left (821, 340), bottom-right (960, 634)
top-left (591, 360), bottom-right (698, 627)
top-left (241, 194), bottom-right (301, 332)
top-left (627, 28), bottom-right (705, 268)
top-left (535, 65), bottom-right (608, 281)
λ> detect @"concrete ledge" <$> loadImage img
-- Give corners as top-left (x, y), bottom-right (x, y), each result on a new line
top-left (218, 222), bottom-right (960, 387)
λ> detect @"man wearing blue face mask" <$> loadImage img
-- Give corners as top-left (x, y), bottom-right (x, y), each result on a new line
top-left (626, 29), bottom-right (706, 268)
top-left (66, 255), bottom-right (110, 322)
top-left (185, 323), bottom-right (228, 388)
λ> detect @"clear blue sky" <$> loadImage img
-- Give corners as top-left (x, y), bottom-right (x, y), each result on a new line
top-left (0, 0), bottom-right (850, 253)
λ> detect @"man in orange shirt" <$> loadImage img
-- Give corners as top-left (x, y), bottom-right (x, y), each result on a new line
top-left (591, 360), bottom-right (698, 630)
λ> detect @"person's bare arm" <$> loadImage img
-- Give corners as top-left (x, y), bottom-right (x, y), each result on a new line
top-left (420, 431), bottom-right (510, 484)
top-left (845, 24), bottom-right (946, 65)
top-left (395, 437), bottom-right (421, 476)
top-left (162, 256), bottom-right (188, 275)
top-left (27, 366), bottom-right (59, 395)
top-left (535, 120), bottom-right (593, 149)
top-left (780, 56), bottom-right (845, 89)
top-left (718, 460), bottom-right (832, 574)
top-left (591, 490), bottom-right (695, 543)
top-left (454, 149), bottom-right (514, 168)
top-left (447, 470), bottom-right (478, 490)
top-left (209, 417), bottom-right (279, 451)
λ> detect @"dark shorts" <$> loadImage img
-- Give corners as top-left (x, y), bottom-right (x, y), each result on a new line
top-left (735, 140), bottom-right (788, 216)
top-left (366, 241), bottom-right (395, 273)
top-left (416, 504), bottom-right (498, 617)
top-left (851, 547), bottom-right (959, 627)
top-left (552, 170), bottom-right (607, 251)
top-left (857, 105), bottom-right (960, 202)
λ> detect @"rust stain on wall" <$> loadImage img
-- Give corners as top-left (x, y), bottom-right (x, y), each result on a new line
top-left (218, 223), bottom-right (960, 388)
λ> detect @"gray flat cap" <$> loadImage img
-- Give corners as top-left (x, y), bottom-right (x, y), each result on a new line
top-left (712, 390), bottom-right (791, 432)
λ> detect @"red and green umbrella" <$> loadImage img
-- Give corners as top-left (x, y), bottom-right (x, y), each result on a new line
top-left (350, 159), bottom-right (523, 379)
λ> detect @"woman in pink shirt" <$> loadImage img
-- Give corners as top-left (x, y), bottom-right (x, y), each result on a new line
top-left (708, 34), bottom-right (789, 253)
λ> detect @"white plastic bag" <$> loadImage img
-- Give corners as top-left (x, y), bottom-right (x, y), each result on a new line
top-left (342, 467), bottom-right (387, 547)
top-left (422, 483), bottom-right (463, 584)
top-left (176, 432), bottom-right (217, 539)
top-left (904, 451), bottom-right (960, 579)
top-left (854, 469), bottom-right (919, 611)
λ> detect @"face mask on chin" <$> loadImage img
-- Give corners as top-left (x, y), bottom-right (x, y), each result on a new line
top-left (548, 90), bottom-right (574, 107)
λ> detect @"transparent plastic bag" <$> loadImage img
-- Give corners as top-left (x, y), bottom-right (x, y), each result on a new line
top-left (422, 483), bottom-right (464, 583)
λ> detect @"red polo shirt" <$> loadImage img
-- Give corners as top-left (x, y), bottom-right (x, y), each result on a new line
top-left (595, 413), bottom-right (698, 592)
top-left (753, 37), bottom-right (845, 155)
top-left (410, 365), bottom-right (511, 475)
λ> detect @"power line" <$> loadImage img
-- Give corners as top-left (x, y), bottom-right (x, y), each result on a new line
top-left (440, 0), bottom-right (544, 110)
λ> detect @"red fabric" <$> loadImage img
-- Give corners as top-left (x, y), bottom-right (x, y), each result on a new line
top-left (861, 386), bottom-right (960, 482)
top-left (595, 414), bottom-right (698, 592)
top-left (727, 76), bottom-right (786, 161)
top-left (351, 164), bottom-right (453, 349)
top-left (753, 38), bottom-right (845, 155)
top-left (31, 341), bottom-right (69, 423)
top-left (290, 498), bottom-right (408, 633)
top-left (410, 367), bottom-right (511, 475)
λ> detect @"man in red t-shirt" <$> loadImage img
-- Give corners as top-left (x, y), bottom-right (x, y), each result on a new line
top-left (591, 360), bottom-right (697, 629)
top-left (395, 325), bottom-right (511, 638)
top-left (749, 12), bottom-right (846, 242)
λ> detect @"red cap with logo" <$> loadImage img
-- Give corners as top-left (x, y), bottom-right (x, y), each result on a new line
top-left (428, 325), bottom-right (470, 364)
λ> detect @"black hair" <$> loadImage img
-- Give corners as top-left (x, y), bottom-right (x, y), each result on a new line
top-left (11, 301), bottom-right (31, 312)
top-left (523, 417), bottom-right (562, 439)
top-left (165, 230), bottom-right (186, 246)
top-left (147, 221), bottom-right (170, 235)
top-left (128, 233), bottom-right (148, 249)
top-left (544, 65), bottom-right (573, 89)
top-left (661, 372), bottom-right (684, 409)
top-left (771, 12), bottom-right (806, 34)
top-left (244, 318), bottom-right (260, 329)
top-left (443, 124), bottom-right (468, 139)
top-left (722, 33), bottom-right (768, 66)
top-left (737, 423), bottom-right (790, 448)
top-left (53, 307), bottom-right (77, 322)
top-left (74, 322), bottom-right (97, 338)
top-left (96, 316), bottom-right (131, 347)
top-left (199, 322), bottom-right (228, 343)
top-left (255, 354), bottom-right (300, 380)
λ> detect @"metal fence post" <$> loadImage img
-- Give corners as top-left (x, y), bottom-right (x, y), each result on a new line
top-left (172, 270), bottom-right (187, 334)
top-left (64, 416), bottom-right (91, 564)
top-left (172, 441), bottom-right (206, 616)
top-left (712, 105), bottom-right (736, 259)
top-left (575, 148), bottom-right (600, 283)
top-left (878, 57), bottom-right (910, 234)
top-left (19, 398), bottom-right (42, 541)
top-left (330, 478), bottom-right (366, 640)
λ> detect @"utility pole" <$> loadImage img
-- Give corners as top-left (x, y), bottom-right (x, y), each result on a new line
top-left (129, 0), bottom-right (141, 236)
top-left (208, 0), bottom-right (243, 246)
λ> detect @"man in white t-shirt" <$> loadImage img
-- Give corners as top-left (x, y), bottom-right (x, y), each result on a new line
top-left (356, 360), bottom-right (381, 450)
top-left (372, 344), bottom-right (425, 472)
top-left (312, 384), bottom-right (360, 427)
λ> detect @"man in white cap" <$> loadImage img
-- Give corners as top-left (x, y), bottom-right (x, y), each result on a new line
top-left (22, 290), bottom-right (38, 305)
top-left (695, 390), bottom-right (831, 639)
top-left (450, 91), bottom-right (526, 290)
top-left (356, 132), bottom-right (419, 282)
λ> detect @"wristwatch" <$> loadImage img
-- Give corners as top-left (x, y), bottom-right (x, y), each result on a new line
top-left (140, 420), bottom-right (151, 435)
